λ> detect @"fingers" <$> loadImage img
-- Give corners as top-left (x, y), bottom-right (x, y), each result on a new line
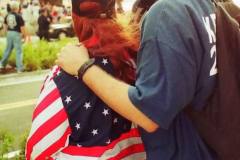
top-left (55, 53), bottom-right (60, 65)
top-left (75, 42), bottom-right (82, 47)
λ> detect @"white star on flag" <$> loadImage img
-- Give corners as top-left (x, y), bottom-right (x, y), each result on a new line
top-left (77, 143), bottom-right (82, 147)
top-left (113, 118), bottom-right (118, 124)
top-left (74, 75), bottom-right (79, 79)
top-left (57, 70), bottom-right (61, 76)
top-left (102, 58), bottom-right (108, 65)
top-left (102, 109), bottom-right (109, 116)
top-left (84, 102), bottom-right (91, 109)
top-left (75, 123), bottom-right (81, 130)
top-left (106, 139), bottom-right (111, 145)
top-left (91, 129), bottom-right (98, 136)
top-left (65, 96), bottom-right (72, 104)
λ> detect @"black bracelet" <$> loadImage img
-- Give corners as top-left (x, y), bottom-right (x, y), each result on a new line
top-left (77, 58), bottom-right (95, 78)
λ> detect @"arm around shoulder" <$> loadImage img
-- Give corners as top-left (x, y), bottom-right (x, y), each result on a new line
top-left (83, 65), bottom-right (159, 133)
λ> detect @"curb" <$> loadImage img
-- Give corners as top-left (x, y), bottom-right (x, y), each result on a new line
top-left (3, 150), bottom-right (21, 159)
top-left (0, 69), bottom-right (50, 86)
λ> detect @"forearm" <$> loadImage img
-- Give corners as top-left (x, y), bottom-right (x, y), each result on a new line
top-left (4, 24), bottom-right (8, 30)
top-left (83, 65), bottom-right (158, 132)
top-left (20, 26), bottom-right (27, 37)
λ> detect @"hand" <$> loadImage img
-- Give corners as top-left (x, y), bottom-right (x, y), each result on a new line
top-left (56, 43), bottom-right (90, 76)
top-left (22, 35), bottom-right (26, 43)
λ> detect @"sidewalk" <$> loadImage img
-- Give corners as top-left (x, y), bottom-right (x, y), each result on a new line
top-left (0, 69), bottom-right (50, 86)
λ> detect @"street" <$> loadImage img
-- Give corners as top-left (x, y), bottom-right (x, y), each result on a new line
top-left (0, 71), bottom-right (48, 150)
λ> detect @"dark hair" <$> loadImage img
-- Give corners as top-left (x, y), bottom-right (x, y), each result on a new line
top-left (39, 7), bottom-right (46, 14)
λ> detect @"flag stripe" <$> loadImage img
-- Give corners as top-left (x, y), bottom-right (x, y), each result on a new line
top-left (40, 65), bottom-right (59, 93)
top-left (33, 87), bottom-right (60, 121)
top-left (100, 137), bottom-right (143, 159)
top-left (31, 119), bottom-right (70, 159)
top-left (36, 126), bottom-right (71, 160)
top-left (26, 109), bottom-right (68, 159)
top-left (122, 152), bottom-right (146, 160)
top-left (55, 153), bottom-right (99, 160)
top-left (37, 80), bottom-right (57, 107)
top-left (106, 143), bottom-right (145, 160)
top-left (28, 98), bottom-right (63, 140)
top-left (50, 66), bottom-right (61, 81)
top-left (62, 128), bottom-right (141, 156)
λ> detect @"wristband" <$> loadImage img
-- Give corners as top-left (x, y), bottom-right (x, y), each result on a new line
top-left (78, 58), bottom-right (95, 78)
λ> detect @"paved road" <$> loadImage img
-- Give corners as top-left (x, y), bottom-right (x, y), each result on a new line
top-left (0, 70), bottom-right (49, 150)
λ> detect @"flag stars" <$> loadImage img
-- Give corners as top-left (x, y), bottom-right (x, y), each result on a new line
top-left (75, 123), bottom-right (81, 130)
top-left (113, 118), bottom-right (118, 124)
top-left (77, 143), bottom-right (82, 147)
top-left (106, 139), bottom-right (111, 145)
top-left (102, 109), bottom-right (109, 116)
top-left (74, 75), bottom-right (79, 79)
top-left (102, 58), bottom-right (108, 65)
top-left (91, 129), bottom-right (98, 136)
top-left (65, 96), bottom-right (72, 104)
top-left (84, 102), bottom-right (91, 109)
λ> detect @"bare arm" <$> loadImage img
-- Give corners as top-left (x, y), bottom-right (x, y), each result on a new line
top-left (56, 44), bottom-right (159, 132)
top-left (4, 24), bottom-right (8, 30)
top-left (20, 26), bottom-right (27, 39)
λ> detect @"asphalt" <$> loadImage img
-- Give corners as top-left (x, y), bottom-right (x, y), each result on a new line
top-left (0, 69), bottom-right (50, 86)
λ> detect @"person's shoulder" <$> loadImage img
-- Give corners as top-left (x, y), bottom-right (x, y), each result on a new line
top-left (15, 13), bottom-right (24, 20)
top-left (151, 0), bottom-right (213, 12)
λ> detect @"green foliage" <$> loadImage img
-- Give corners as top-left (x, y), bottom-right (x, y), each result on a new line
top-left (0, 130), bottom-right (14, 159)
top-left (0, 38), bottom-right (77, 71)
top-left (13, 130), bottom-right (30, 160)
top-left (0, 129), bottom-right (30, 160)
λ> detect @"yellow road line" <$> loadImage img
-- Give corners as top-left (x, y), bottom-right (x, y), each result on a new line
top-left (0, 99), bottom-right (38, 111)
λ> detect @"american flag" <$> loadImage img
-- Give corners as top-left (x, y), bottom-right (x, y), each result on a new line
top-left (25, 57), bottom-right (146, 160)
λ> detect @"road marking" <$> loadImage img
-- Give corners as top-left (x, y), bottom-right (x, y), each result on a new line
top-left (0, 99), bottom-right (38, 111)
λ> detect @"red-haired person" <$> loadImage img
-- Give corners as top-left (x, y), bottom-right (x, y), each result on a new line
top-left (25, 0), bottom-right (145, 160)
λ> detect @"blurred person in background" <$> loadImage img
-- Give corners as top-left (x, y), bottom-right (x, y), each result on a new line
top-left (7, 3), bottom-right (11, 13)
top-left (52, 5), bottom-right (58, 23)
top-left (0, 1), bottom-right (27, 73)
top-left (37, 7), bottom-right (51, 41)
top-left (0, 12), bottom-right (4, 31)
top-left (44, 2), bottom-right (51, 12)
top-left (32, 0), bottom-right (40, 23)
top-left (57, 5), bottom-right (64, 21)
top-left (66, 6), bottom-right (72, 16)
top-left (1, 7), bottom-right (8, 18)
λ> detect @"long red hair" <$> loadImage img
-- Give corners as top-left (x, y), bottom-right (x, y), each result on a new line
top-left (71, 2), bottom-right (140, 84)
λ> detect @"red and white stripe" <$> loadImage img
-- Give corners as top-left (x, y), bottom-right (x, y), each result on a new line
top-left (56, 125), bottom-right (146, 160)
top-left (26, 79), bottom-right (71, 160)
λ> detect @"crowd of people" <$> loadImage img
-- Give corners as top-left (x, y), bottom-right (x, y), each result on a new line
top-left (0, 0), bottom-right (73, 73)
top-left (0, 1), bottom-right (72, 34)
